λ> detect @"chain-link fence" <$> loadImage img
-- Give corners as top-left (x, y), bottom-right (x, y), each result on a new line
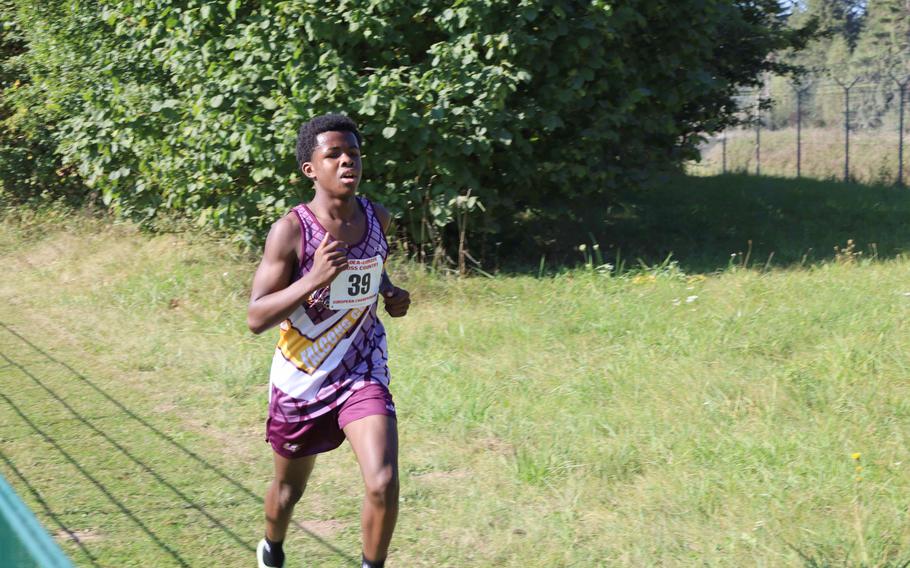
top-left (690, 75), bottom-right (910, 185)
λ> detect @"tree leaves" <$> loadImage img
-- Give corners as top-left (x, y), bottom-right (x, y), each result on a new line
top-left (4, 0), bottom-right (811, 255)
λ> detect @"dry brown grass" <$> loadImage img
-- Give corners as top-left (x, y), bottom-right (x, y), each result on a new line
top-left (692, 127), bottom-right (910, 185)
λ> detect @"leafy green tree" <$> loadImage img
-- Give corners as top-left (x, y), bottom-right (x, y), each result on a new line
top-left (770, 0), bottom-right (866, 128)
top-left (795, 0), bottom-right (865, 50)
top-left (7, 0), bottom-right (812, 259)
top-left (854, 0), bottom-right (910, 75)
top-left (846, 1), bottom-right (910, 129)
top-left (784, 0), bottom-right (865, 76)
top-left (0, 0), bottom-right (79, 201)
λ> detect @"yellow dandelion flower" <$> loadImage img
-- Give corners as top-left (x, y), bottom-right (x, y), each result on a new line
top-left (855, 466), bottom-right (863, 473)
top-left (851, 452), bottom-right (861, 460)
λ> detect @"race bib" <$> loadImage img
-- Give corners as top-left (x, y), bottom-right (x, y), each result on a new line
top-left (329, 255), bottom-right (383, 310)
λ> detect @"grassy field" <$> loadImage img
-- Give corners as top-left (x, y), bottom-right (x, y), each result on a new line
top-left (2, 175), bottom-right (910, 566)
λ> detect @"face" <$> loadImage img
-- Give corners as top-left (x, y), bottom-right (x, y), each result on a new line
top-left (302, 130), bottom-right (362, 197)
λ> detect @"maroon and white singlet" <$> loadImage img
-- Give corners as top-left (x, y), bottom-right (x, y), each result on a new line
top-left (268, 197), bottom-right (390, 423)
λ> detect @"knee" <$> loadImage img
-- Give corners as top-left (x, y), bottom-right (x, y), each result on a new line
top-left (276, 481), bottom-right (304, 510)
top-left (364, 466), bottom-right (399, 508)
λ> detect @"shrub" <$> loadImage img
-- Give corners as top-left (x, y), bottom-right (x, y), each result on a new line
top-left (6, 0), bottom-right (811, 257)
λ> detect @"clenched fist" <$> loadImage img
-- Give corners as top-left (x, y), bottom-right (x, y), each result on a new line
top-left (308, 232), bottom-right (348, 290)
top-left (382, 286), bottom-right (411, 318)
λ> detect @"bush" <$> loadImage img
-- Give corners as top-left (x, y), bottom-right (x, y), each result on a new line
top-left (0, 0), bottom-right (83, 203)
top-left (6, 0), bottom-right (811, 257)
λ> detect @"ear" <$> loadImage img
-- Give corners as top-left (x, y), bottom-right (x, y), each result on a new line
top-left (301, 162), bottom-right (316, 180)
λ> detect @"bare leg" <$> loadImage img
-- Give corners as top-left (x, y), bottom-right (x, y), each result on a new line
top-left (264, 453), bottom-right (317, 542)
top-left (343, 415), bottom-right (399, 563)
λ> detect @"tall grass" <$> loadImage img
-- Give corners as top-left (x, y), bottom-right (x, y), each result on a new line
top-left (690, 127), bottom-right (910, 185)
top-left (1, 180), bottom-right (910, 566)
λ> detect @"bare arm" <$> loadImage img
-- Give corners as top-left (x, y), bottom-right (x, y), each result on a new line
top-left (247, 215), bottom-right (349, 334)
top-left (373, 202), bottom-right (392, 234)
top-left (373, 202), bottom-right (395, 295)
top-left (372, 202), bottom-right (411, 318)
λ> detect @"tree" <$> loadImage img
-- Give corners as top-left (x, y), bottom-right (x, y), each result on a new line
top-left (6, 0), bottom-right (813, 259)
top-left (854, 0), bottom-right (910, 73)
top-left (0, 0), bottom-right (82, 202)
top-left (786, 0), bottom-right (865, 71)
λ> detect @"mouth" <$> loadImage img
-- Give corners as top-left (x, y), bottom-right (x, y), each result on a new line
top-left (340, 171), bottom-right (359, 183)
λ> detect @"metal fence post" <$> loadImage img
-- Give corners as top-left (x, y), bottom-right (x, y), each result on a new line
top-left (755, 98), bottom-right (761, 176)
top-left (845, 85), bottom-right (850, 181)
top-left (796, 88), bottom-right (803, 178)
top-left (796, 91), bottom-right (803, 177)
top-left (900, 82), bottom-right (905, 187)
top-left (897, 77), bottom-right (908, 187)
top-left (722, 131), bottom-right (727, 174)
top-left (834, 77), bottom-right (860, 182)
top-left (790, 80), bottom-right (811, 179)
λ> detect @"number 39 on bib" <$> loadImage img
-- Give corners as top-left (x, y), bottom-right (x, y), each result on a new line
top-left (329, 255), bottom-right (383, 310)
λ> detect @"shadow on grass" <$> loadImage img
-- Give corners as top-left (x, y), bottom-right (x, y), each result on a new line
top-left (0, 350), bottom-right (251, 555)
top-left (0, 387), bottom-right (192, 567)
top-left (0, 322), bottom-right (358, 566)
top-left (0, 450), bottom-right (103, 567)
top-left (502, 174), bottom-right (910, 274)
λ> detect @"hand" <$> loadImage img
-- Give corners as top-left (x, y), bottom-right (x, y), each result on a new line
top-left (382, 286), bottom-right (411, 318)
top-left (308, 232), bottom-right (348, 289)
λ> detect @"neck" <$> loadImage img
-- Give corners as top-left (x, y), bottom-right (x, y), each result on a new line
top-left (308, 191), bottom-right (358, 220)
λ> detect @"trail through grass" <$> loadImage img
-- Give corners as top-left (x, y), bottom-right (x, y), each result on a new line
top-left (2, 184), bottom-right (910, 566)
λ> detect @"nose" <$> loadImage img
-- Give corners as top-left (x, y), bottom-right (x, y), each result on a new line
top-left (340, 152), bottom-right (356, 166)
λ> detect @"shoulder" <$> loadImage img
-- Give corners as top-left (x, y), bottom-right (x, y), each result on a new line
top-left (367, 200), bottom-right (392, 234)
top-left (263, 212), bottom-right (302, 258)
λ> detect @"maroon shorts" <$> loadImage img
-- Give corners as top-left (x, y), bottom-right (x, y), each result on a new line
top-left (266, 383), bottom-right (396, 459)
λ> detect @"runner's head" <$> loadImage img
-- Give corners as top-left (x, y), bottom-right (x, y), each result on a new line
top-left (297, 114), bottom-right (363, 195)
top-left (296, 114), bottom-right (363, 168)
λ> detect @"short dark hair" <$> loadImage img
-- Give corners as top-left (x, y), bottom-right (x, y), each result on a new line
top-left (295, 113), bottom-right (363, 168)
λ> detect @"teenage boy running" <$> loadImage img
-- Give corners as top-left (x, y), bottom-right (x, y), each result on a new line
top-left (247, 113), bottom-right (410, 568)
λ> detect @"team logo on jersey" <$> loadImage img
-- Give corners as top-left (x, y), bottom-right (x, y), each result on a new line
top-left (277, 307), bottom-right (368, 374)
